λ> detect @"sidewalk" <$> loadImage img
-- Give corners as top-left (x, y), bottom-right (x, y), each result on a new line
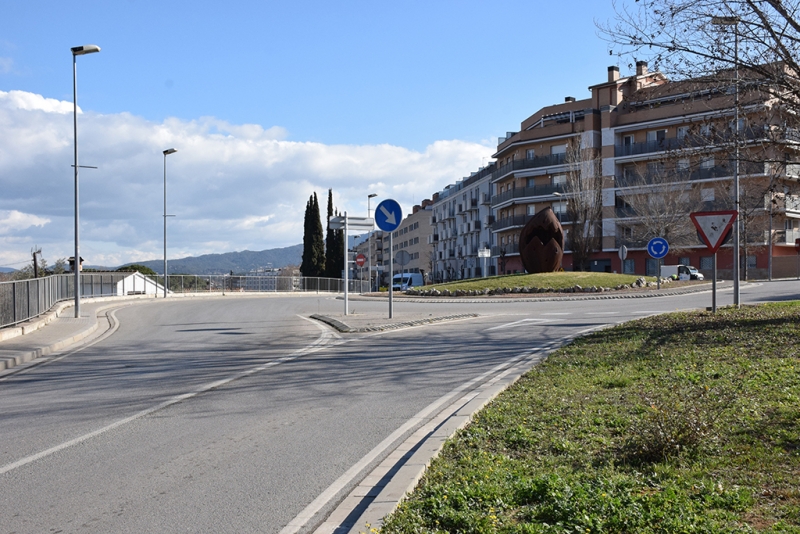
top-left (0, 298), bottom-right (143, 373)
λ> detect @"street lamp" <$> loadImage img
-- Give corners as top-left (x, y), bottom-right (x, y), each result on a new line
top-left (71, 44), bottom-right (100, 318)
top-left (163, 148), bottom-right (177, 298)
top-left (712, 15), bottom-right (741, 307)
top-left (368, 193), bottom-right (377, 291)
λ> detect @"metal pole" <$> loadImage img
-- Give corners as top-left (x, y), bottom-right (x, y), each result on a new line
top-left (732, 24), bottom-right (741, 307)
top-left (768, 191), bottom-right (773, 281)
top-left (344, 212), bottom-right (348, 315)
top-left (72, 53), bottom-right (81, 318)
top-left (712, 253), bottom-right (717, 313)
top-left (163, 153), bottom-right (168, 299)
top-left (367, 196), bottom-right (372, 293)
top-left (389, 233), bottom-right (393, 318)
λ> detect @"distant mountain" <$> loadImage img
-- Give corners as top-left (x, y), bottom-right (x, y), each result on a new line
top-left (0, 267), bottom-right (15, 273)
top-left (118, 244), bottom-right (303, 275)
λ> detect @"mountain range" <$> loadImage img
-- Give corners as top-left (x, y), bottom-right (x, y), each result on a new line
top-left (117, 244), bottom-right (303, 275)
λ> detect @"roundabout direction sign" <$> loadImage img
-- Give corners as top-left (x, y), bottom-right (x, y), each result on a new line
top-left (647, 237), bottom-right (669, 259)
top-left (647, 237), bottom-right (669, 290)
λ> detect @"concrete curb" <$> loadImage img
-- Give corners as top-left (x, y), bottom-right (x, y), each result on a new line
top-left (0, 297), bottom-right (152, 372)
top-left (349, 282), bottom-right (723, 304)
top-left (309, 313), bottom-right (480, 333)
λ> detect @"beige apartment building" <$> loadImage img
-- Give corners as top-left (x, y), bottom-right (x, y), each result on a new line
top-left (389, 201), bottom-right (433, 283)
top-left (490, 61), bottom-right (800, 278)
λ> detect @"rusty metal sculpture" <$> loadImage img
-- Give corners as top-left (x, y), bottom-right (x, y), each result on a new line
top-left (519, 207), bottom-right (564, 273)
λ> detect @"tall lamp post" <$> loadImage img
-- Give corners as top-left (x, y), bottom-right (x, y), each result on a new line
top-left (163, 148), bottom-right (177, 298)
top-left (71, 44), bottom-right (101, 318)
top-left (367, 193), bottom-right (377, 291)
top-left (712, 15), bottom-right (741, 307)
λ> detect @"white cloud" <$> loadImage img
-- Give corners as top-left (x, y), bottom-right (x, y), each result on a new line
top-left (0, 210), bottom-right (50, 234)
top-left (0, 58), bottom-right (12, 74)
top-left (0, 90), bottom-right (76, 114)
top-left (0, 89), bottom-right (493, 268)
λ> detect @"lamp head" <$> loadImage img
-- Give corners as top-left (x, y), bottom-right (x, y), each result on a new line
top-left (368, 193), bottom-right (377, 198)
top-left (711, 16), bottom-right (740, 26)
top-left (71, 45), bottom-right (101, 56)
top-left (163, 148), bottom-right (178, 156)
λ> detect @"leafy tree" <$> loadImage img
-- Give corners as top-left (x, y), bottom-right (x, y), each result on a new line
top-left (117, 264), bottom-right (157, 276)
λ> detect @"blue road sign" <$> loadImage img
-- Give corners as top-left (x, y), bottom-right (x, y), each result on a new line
top-left (647, 237), bottom-right (669, 259)
top-left (375, 199), bottom-right (402, 232)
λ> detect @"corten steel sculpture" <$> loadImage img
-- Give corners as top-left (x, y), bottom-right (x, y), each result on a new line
top-left (519, 207), bottom-right (564, 273)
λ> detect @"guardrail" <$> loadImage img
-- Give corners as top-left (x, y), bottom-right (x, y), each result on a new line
top-left (0, 273), bottom-right (366, 329)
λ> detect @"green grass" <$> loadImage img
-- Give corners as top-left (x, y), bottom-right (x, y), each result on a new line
top-left (424, 272), bottom-right (658, 292)
top-left (379, 303), bottom-right (800, 533)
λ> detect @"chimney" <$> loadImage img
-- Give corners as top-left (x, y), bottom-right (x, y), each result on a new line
top-left (565, 96), bottom-right (576, 103)
top-left (636, 61), bottom-right (648, 76)
top-left (608, 66), bottom-right (620, 82)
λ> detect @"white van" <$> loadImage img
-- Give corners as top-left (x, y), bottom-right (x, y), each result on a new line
top-left (392, 272), bottom-right (424, 290)
top-left (660, 264), bottom-right (704, 280)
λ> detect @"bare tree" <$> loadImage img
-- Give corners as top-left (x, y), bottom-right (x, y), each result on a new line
top-left (616, 159), bottom-right (706, 252)
top-left (565, 136), bottom-right (603, 271)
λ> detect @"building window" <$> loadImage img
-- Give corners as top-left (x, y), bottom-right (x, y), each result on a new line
top-left (646, 258), bottom-right (659, 276)
top-left (677, 126), bottom-right (689, 140)
top-left (622, 134), bottom-right (634, 146)
top-left (551, 144), bottom-right (567, 155)
top-left (551, 173), bottom-right (567, 186)
top-left (623, 259), bottom-right (635, 274)
top-left (527, 204), bottom-right (537, 216)
top-left (646, 129), bottom-right (667, 143)
top-left (700, 256), bottom-right (713, 270)
top-left (526, 148), bottom-right (535, 160)
top-left (679, 257), bottom-right (690, 266)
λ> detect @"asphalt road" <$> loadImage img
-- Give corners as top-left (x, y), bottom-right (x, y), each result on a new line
top-left (1, 281), bottom-right (798, 533)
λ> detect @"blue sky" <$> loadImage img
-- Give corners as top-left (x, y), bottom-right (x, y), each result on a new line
top-left (0, 0), bottom-right (624, 269)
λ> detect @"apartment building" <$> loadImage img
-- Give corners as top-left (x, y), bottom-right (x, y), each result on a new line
top-left (390, 201), bottom-right (434, 283)
top-left (430, 169), bottom-right (496, 282)
top-left (489, 61), bottom-right (800, 278)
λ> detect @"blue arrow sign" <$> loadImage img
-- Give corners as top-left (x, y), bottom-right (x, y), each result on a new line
top-left (375, 199), bottom-right (402, 232)
top-left (647, 237), bottom-right (669, 259)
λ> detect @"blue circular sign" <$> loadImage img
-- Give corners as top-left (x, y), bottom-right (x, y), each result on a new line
top-left (647, 237), bottom-right (670, 259)
top-left (375, 199), bottom-right (402, 232)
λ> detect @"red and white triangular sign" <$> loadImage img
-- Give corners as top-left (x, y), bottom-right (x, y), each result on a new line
top-left (690, 211), bottom-right (738, 253)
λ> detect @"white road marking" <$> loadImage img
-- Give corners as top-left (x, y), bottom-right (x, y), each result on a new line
top-left (0, 315), bottom-right (336, 476)
top-left (540, 312), bottom-right (571, 315)
top-left (485, 318), bottom-right (555, 331)
top-left (280, 347), bottom-right (544, 534)
top-left (585, 311), bottom-right (620, 316)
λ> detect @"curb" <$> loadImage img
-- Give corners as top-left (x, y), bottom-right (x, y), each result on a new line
top-left (309, 313), bottom-right (479, 333)
top-left (349, 282), bottom-right (723, 304)
top-left (0, 298), bottom-right (148, 372)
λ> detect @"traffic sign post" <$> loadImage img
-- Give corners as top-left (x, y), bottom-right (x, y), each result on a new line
top-left (690, 211), bottom-right (738, 313)
top-left (478, 247), bottom-right (490, 278)
top-left (329, 213), bottom-right (375, 315)
top-left (647, 237), bottom-right (669, 290)
top-left (796, 238), bottom-right (800, 280)
top-left (375, 199), bottom-right (403, 319)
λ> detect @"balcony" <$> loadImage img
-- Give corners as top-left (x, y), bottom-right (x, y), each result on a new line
top-left (491, 182), bottom-right (566, 207)
top-left (491, 214), bottom-right (532, 232)
top-left (776, 229), bottom-right (800, 245)
top-left (492, 153), bottom-right (567, 183)
top-left (614, 127), bottom-right (771, 158)
top-left (491, 243), bottom-right (520, 256)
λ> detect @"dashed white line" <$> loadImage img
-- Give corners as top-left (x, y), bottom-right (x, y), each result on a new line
top-left (0, 315), bottom-right (336, 476)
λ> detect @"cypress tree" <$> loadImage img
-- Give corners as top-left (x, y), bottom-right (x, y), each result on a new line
top-left (301, 193), bottom-right (325, 277)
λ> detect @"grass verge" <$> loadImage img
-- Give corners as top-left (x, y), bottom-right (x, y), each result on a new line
top-left (425, 272), bottom-right (658, 292)
top-left (379, 302), bottom-right (800, 533)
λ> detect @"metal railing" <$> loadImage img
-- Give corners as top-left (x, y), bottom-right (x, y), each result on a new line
top-left (1, 273), bottom-right (366, 329)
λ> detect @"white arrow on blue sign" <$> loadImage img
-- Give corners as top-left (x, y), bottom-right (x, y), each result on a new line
top-left (375, 199), bottom-right (402, 232)
top-left (647, 237), bottom-right (670, 259)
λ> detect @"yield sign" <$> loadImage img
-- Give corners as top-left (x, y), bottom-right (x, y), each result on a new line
top-left (690, 210), bottom-right (738, 253)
